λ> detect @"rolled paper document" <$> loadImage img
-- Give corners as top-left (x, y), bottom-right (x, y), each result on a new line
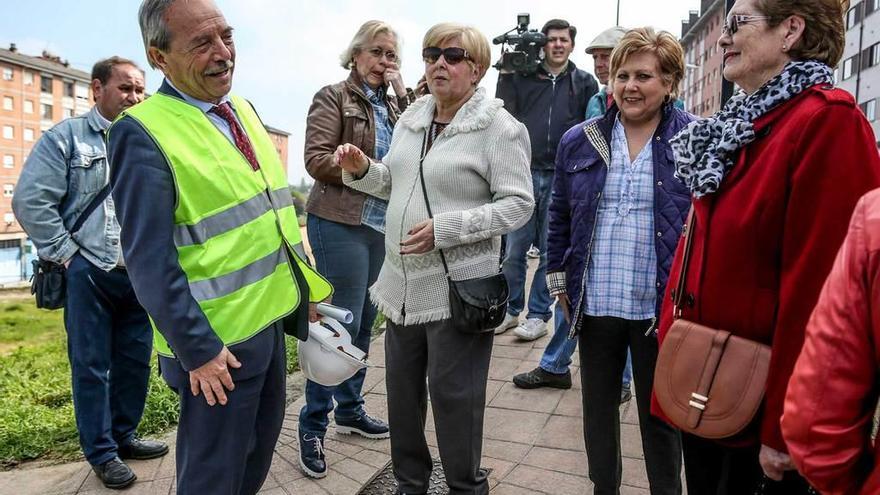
top-left (315, 303), bottom-right (354, 324)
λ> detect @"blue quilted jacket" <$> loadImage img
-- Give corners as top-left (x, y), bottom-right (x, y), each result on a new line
top-left (546, 103), bottom-right (694, 335)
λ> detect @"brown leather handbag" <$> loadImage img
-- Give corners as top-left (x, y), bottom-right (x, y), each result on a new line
top-left (654, 208), bottom-right (771, 439)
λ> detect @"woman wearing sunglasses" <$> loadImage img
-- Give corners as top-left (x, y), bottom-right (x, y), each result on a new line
top-left (659, 0), bottom-right (880, 492)
top-left (299, 20), bottom-right (416, 479)
top-left (338, 23), bottom-right (533, 495)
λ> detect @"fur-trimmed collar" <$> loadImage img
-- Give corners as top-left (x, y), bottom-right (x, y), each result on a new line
top-left (397, 87), bottom-right (504, 137)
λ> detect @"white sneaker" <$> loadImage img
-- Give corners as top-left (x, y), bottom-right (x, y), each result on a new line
top-left (514, 318), bottom-right (548, 341)
top-left (527, 246), bottom-right (540, 259)
top-left (495, 313), bottom-right (520, 334)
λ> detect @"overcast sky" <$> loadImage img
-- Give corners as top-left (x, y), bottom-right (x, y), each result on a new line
top-left (1, 0), bottom-right (705, 183)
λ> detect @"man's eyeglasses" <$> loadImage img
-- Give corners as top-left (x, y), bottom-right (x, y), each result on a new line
top-left (722, 14), bottom-right (772, 36)
top-left (422, 47), bottom-right (471, 65)
top-left (367, 47), bottom-right (397, 62)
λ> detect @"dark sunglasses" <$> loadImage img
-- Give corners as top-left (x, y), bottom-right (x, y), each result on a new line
top-left (422, 46), bottom-right (471, 65)
top-left (722, 14), bottom-right (771, 36)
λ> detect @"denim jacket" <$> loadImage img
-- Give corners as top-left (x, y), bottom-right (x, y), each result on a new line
top-left (13, 107), bottom-right (121, 271)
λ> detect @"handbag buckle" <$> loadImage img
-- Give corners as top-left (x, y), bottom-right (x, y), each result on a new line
top-left (689, 392), bottom-right (708, 411)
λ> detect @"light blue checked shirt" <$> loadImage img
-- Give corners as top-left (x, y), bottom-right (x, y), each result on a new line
top-left (584, 117), bottom-right (657, 320)
top-left (360, 83), bottom-right (392, 233)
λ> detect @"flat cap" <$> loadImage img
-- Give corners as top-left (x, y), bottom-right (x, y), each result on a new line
top-left (585, 26), bottom-right (628, 54)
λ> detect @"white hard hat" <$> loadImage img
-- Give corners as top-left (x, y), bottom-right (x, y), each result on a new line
top-left (298, 317), bottom-right (369, 386)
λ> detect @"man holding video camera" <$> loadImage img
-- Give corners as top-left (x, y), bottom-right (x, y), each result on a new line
top-left (495, 19), bottom-right (597, 355)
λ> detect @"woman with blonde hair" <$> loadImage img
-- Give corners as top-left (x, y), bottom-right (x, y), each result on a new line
top-left (337, 22), bottom-right (533, 494)
top-left (547, 27), bottom-right (691, 494)
top-left (299, 19), bottom-right (414, 478)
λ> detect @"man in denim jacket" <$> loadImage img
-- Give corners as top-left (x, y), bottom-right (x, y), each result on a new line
top-left (12, 57), bottom-right (167, 489)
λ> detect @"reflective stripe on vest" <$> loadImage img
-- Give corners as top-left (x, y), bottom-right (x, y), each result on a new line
top-left (119, 92), bottom-right (332, 357)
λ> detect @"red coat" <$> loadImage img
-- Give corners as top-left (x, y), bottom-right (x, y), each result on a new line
top-left (782, 189), bottom-right (880, 495)
top-left (653, 85), bottom-right (880, 452)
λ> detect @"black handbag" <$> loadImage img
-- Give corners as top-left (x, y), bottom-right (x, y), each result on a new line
top-left (417, 130), bottom-right (509, 334)
top-left (30, 186), bottom-right (111, 309)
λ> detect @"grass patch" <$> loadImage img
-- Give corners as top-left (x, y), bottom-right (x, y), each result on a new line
top-left (0, 300), bottom-right (178, 467)
top-left (0, 298), bottom-right (304, 468)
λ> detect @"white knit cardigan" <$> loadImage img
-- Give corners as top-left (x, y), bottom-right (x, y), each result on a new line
top-left (343, 87), bottom-right (534, 325)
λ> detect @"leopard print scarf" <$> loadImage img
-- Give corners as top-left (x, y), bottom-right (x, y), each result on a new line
top-left (670, 60), bottom-right (834, 198)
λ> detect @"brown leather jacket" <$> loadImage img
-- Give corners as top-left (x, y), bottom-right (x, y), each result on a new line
top-left (304, 70), bottom-right (412, 224)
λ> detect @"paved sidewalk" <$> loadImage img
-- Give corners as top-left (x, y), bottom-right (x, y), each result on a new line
top-left (0, 324), bottom-right (657, 495)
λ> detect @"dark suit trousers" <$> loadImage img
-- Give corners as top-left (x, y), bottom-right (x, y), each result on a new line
top-left (171, 323), bottom-right (286, 495)
top-left (385, 319), bottom-right (493, 495)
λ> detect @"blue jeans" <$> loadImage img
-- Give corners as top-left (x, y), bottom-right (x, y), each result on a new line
top-left (502, 169), bottom-right (554, 321)
top-left (300, 215), bottom-right (385, 436)
top-left (65, 253), bottom-right (152, 466)
top-left (540, 305), bottom-right (633, 387)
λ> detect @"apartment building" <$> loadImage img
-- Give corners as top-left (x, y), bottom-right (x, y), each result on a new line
top-left (679, 0), bottom-right (726, 117)
top-left (839, 0), bottom-right (880, 145)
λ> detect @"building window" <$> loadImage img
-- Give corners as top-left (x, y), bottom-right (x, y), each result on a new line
top-left (23, 70), bottom-right (32, 85)
top-left (848, 3), bottom-right (865, 29)
top-left (41, 103), bottom-right (52, 120)
top-left (843, 56), bottom-right (856, 80)
top-left (861, 99), bottom-right (877, 121)
top-left (2, 97), bottom-right (11, 111)
top-left (2, 155), bottom-right (12, 168)
top-left (868, 0), bottom-right (879, 15)
top-left (1, 67), bottom-right (11, 81)
top-left (63, 108), bottom-right (73, 119)
top-left (4, 185), bottom-right (14, 198)
top-left (2, 126), bottom-right (12, 139)
top-left (40, 75), bottom-right (52, 94)
top-left (64, 81), bottom-right (74, 98)
top-left (23, 100), bottom-right (33, 114)
top-left (75, 83), bottom-right (88, 100)
top-left (23, 128), bottom-right (34, 142)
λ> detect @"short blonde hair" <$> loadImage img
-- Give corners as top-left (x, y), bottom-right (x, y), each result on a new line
top-left (423, 23), bottom-right (491, 82)
top-left (755, 0), bottom-right (848, 67)
top-left (340, 20), bottom-right (400, 70)
top-left (610, 27), bottom-right (685, 98)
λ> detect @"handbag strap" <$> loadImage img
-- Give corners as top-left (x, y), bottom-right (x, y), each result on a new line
top-left (672, 206), bottom-right (696, 318)
top-left (417, 130), bottom-right (452, 277)
top-left (70, 185), bottom-right (111, 235)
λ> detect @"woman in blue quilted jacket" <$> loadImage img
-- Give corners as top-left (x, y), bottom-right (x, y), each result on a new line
top-left (545, 27), bottom-right (692, 495)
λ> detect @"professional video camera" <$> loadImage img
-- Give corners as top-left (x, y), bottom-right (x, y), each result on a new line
top-left (492, 13), bottom-right (547, 75)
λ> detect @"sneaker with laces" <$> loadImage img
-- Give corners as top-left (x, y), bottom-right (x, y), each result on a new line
top-left (512, 367), bottom-right (572, 389)
top-left (495, 312), bottom-right (519, 335)
top-left (527, 246), bottom-right (540, 259)
top-left (298, 431), bottom-right (327, 478)
top-left (335, 412), bottom-right (390, 439)
top-left (513, 318), bottom-right (548, 341)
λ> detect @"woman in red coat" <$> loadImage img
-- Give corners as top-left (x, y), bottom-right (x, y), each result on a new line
top-left (782, 189), bottom-right (880, 495)
top-left (659, 0), bottom-right (880, 492)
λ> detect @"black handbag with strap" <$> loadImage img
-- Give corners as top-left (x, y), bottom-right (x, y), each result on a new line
top-left (31, 185), bottom-right (111, 309)
top-left (416, 130), bottom-right (508, 334)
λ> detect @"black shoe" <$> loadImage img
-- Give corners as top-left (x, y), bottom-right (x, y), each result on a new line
top-left (298, 431), bottom-right (327, 479)
top-left (620, 385), bottom-right (633, 404)
top-left (92, 457), bottom-right (136, 490)
top-left (118, 437), bottom-right (169, 460)
top-left (336, 413), bottom-right (390, 439)
top-left (512, 367), bottom-right (572, 389)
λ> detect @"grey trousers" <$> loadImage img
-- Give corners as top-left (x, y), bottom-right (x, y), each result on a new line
top-left (579, 315), bottom-right (682, 495)
top-left (385, 318), bottom-right (493, 495)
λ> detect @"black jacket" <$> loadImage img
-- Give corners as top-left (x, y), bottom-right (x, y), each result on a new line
top-left (495, 61), bottom-right (598, 170)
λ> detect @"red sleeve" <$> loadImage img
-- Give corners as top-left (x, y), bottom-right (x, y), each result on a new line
top-left (782, 193), bottom-right (877, 494)
top-left (762, 103), bottom-right (880, 451)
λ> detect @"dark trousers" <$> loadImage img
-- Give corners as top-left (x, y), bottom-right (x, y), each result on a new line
top-left (385, 319), bottom-right (493, 495)
top-left (579, 316), bottom-right (682, 495)
top-left (173, 324), bottom-right (286, 495)
top-left (300, 215), bottom-right (384, 435)
top-left (64, 253), bottom-right (152, 466)
top-left (682, 433), bottom-right (815, 494)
